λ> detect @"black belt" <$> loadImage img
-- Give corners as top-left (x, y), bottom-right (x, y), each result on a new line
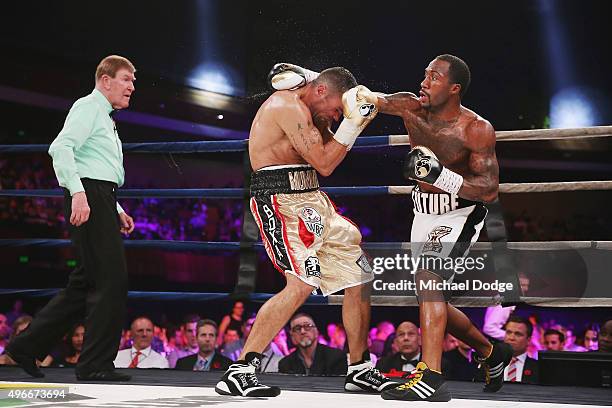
top-left (250, 166), bottom-right (319, 196)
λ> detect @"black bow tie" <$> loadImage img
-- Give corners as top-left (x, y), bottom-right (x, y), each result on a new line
top-left (401, 355), bottom-right (420, 367)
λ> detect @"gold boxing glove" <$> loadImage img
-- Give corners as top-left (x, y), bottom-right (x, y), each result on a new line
top-left (333, 85), bottom-right (379, 150)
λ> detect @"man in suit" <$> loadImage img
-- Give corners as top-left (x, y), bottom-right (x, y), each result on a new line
top-left (167, 314), bottom-right (200, 368)
top-left (279, 313), bottom-right (347, 375)
top-left (376, 321), bottom-right (421, 375)
top-left (114, 317), bottom-right (168, 369)
top-left (176, 320), bottom-right (232, 371)
top-left (503, 315), bottom-right (539, 384)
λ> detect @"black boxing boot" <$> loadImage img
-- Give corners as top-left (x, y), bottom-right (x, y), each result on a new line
top-left (215, 352), bottom-right (281, 397)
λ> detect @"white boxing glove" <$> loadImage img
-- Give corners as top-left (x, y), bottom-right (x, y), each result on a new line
top-left (268, 63), bottom-right (320, 90)
top-left (333, 85), bottom-right (379, 150)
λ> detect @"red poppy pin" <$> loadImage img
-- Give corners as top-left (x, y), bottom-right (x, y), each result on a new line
top-left (524, 369), bottom-right (532, 376)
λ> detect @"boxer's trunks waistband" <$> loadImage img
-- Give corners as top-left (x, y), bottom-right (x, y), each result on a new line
top-left (250, 165), bottom-right (319, 196)
top-left (411, 185), bottom-right (482, 215)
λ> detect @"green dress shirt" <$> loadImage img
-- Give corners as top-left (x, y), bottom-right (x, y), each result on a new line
top-left (49, 89), bottom-right (125, 213)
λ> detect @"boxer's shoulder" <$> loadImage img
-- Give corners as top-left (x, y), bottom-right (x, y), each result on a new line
top-left (461, 108), bottom-right (493, 137)
top-left (265, 91), bottom-right (309, 116)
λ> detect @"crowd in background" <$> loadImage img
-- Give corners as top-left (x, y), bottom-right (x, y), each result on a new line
top-left (2, 158), bottom-right (612, 242)
top-left (1, 299), bottom-right (610, 383)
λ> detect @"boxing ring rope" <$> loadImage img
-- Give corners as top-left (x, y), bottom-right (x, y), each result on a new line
top-left (2, 239), bottom-right (611, 251)
top-left (2, 237), bottom-right (612, 307)
top-left (1, 125), bottom-right (611, 154)
top-left (2, 179), bottom-right (612, 199)
top-left (1, 125), bottom-right (611, 307)
top-left (0, 287), bottom-right (607, 308)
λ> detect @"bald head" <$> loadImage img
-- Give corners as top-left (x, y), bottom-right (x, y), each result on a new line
top-left (394, 321), bottom-right (420, 358)
top-left (131, 317), bottom-right (154, 351)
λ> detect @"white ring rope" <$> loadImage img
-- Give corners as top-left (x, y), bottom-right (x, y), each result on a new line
top-left (388, 180), bottom-right (612, 194)
top-left (387, 125), bottom-right (612, 145)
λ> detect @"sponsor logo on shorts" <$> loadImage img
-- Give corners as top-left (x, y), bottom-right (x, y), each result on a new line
top-left (262, 203), bottom-right (284, 260)
top-left (304, 256), bottom-right (321, 278)
top-left (356, 253), bottom-right (373, 274)
top-left (288, 170), bottom-right (318, 191)
top-left (423, 226), bottom-right (453, 253)
top-left (411, 189), bottom-right (459, 214)
top-left (300, 207), bottom-right (324, 237)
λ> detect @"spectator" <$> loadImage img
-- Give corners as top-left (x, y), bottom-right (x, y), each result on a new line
top-left (0, 315), bottom-right (33, 366)
top-left (220, 315), bottom-right (284, 372)
top-left (371, 321), bottom-right (395, 358)
top-left (219, 329), bottom-right (241, 359)
top-left (0, 314), bottom-right (10, 355)
top-left (376, 321), bottom-right (421, 374)
top-left (483, 273), bottom-right (529, 342)
top-left (596, 320), bottom-right (611, 353)
top-left (562, 328), bottom-right (586, 352)
top-left (273, 327), bottom-right (290, 356)
top-left (503, 315), bottom-right (539, 384)
top-left (442, 335), bottom-right (478, 381)
top-left (443, 332), bottom-right (459, 352)
top-left (114, 317), bottom-right (168, 369)
top-left (48, 323), bottom-right (85, 368)
top-left (6, 300), bottom-right (26, 326)
top-left (329, 324), bottom-right (347, 351)
top-left (542, 329), bottom-right (565, 351)
top-left (217, 301), bottom-right (245, 347)
top-left (10, 315), bottom-right (33, 343)
top-left (279, 313), bottom-right (347, 375)
top-left (176, 320), bottom-right (232, 371)
top-left (578, 324), bottom-right (599, 351)
top-left (166, 315), bottom-right (200, 368)
top-left (381, 333), bottom-right (397, 358)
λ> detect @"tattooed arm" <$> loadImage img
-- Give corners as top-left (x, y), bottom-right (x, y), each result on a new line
top-left (276, 99), bottom-right (347, 176)
top-left (460, 118), bottom-right (499, 202)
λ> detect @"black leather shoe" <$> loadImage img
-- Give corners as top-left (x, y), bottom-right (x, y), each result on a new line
top-left (76, 370), bottom-right (131, 382)
top-left (5, 345), bottom-right (44, 378)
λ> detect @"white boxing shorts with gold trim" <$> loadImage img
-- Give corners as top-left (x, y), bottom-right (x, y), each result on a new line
top-left (250, 165), bottom-right (374, 296)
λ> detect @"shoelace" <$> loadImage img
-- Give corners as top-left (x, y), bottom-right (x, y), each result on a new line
top-left (475, 355), bottom-right (492, 385)
top-left (369, 367), bottom-right (385, 379)
top-left (247, 372), bottom-right (260, 386)
top-left (238, 372), bottom-right (260, 387)
top-left (397, 368), bottom-right (424, 390)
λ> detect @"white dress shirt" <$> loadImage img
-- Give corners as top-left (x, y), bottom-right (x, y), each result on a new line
top-left (114, 346), bottom-right (169, 369)
top-left (483, 305), bottom-right (515, 341)
top-left (503, 352), bottom-right (526, 382)
top-left (401, 352), bottom-right (421, 372)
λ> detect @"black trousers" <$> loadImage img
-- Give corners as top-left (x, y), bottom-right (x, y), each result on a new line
top-left (12, 178), bottom-right (128, 374)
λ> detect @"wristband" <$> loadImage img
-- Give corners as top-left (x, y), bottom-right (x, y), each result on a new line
top-left (433, 167), bottom-right (464, 194)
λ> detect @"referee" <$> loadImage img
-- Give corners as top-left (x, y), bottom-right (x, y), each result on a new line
top-left (7, 55), bottom-right (136, 381)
